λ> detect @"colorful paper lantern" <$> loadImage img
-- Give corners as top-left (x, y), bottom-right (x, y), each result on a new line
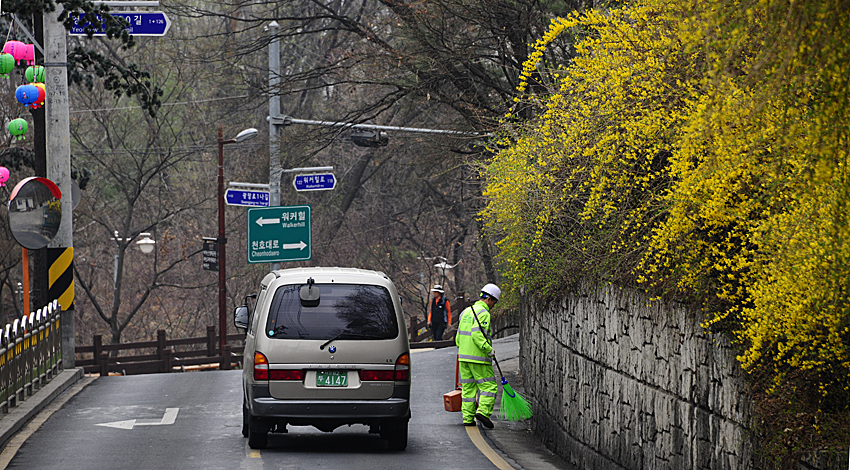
top-left (25, 65), bottom-right (45, 83)
top-left (30, 83), bottom-right (45, 109)
top-left (0, 167), bottom-right (9, 187)
top-left (2, 41), bottom-right (35, 66)
top-left (8, 118), bottom-right (27, 140)
top-left (0, 53), bottom-right (14, 78)
top-left (3, 41), bottom-right (24, 63)
top-left (15, 84), bottom-right (38, 107)
top-left (21, 44), bottom-right (35, 66)
top-left (3, 40), bottom-right (24, 57)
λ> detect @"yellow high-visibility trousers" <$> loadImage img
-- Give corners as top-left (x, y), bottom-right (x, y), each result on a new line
top-left (459, 361), bottom-right (497, 423)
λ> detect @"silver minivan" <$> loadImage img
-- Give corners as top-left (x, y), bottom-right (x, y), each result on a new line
top-left (234, 267), bottom-right (411, 450)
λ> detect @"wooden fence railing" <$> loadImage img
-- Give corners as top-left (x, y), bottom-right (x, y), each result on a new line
top-left (75, 326), bottom-right (246, 376)
top-left (0, 300), bottom-right (63, 413)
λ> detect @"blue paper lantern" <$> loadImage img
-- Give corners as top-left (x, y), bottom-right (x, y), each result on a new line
top-left (15, 84), bottom-right (38, 107)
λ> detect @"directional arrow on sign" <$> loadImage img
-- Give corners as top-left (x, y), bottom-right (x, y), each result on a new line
top-left (282, 241), bottom-right (308, 250)
top-left (97, 408), bottom-right (179, 430)
top-left (256, 217), bottom-right (279, 226)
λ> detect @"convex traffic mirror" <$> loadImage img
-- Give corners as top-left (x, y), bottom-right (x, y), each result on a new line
top-left (7, 177), bottom-right (62, 249)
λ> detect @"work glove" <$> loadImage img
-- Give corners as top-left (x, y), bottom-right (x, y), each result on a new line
top-left (487, 350), bottom-right (496, 358)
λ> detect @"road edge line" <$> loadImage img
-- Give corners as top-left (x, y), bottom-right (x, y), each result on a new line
top-left (466, 425), bottom-right (515, 470)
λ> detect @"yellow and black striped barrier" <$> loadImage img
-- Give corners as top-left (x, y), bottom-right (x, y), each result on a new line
top-left (48, 248), bottom-right (75, 311)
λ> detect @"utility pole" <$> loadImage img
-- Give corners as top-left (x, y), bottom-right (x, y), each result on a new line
top-left (267, 21), bottom-right (282, 272)
top-left (43, 8), bottom-right (75, 367)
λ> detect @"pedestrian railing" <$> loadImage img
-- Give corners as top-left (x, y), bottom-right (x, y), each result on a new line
top-left (0, 300), bottom-right (63, 413)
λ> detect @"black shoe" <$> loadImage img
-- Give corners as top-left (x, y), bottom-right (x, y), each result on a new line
top-left (475, 413), bottom-right (493, 429)
top-left (463, 421), bottom-right (475, 427)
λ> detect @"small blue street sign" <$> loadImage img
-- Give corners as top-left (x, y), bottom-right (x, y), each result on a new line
top-left (69, 12), bottom-right (171, 36)
top-left (225, 189), bottom-right (270, 207)
top-left (293, 173), bottom-right (336, 192)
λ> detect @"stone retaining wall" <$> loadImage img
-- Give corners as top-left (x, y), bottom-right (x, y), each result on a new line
top-left (518, 284), bottom-right (753, 470)
top-left (518, 284), bottom-right (849, 469)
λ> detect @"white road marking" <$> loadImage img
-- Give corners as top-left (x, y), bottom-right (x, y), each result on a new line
top-left (97, 407), bottom-right (179, 430)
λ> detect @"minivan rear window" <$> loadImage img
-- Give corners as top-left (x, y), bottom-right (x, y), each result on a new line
top-left (265, 283), bottom-right (399, 340)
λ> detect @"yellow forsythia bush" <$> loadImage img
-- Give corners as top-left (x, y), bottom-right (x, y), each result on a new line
top-left (484, 0), bottom-right (850, 411)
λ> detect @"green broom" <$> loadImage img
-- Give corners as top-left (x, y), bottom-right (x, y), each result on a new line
top-left (470, 308), bottom-right (533, 422)
top-left (491, 355), bottom-right (533, 421)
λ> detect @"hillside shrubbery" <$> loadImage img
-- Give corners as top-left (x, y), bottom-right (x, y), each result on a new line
top-left (483, 0), bottom-right (850, 461)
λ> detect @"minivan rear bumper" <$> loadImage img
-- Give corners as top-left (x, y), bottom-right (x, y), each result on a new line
top-left (251, 396), bottom-right (410, 419)
top-left (250, 384), bottom-right (410, 420)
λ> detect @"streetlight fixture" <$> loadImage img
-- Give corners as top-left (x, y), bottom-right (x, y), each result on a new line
top-left (136, 232), bottom-right (156, 254)
top-left (434, 258), bottom-right (459, 285)
top-left (111, 231), bottom-right (156, 300)
top-left (218, 124), bottom-right (259, 355)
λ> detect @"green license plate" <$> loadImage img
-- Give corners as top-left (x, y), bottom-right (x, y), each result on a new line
top-left (316, 370), bottom-right (348, 387)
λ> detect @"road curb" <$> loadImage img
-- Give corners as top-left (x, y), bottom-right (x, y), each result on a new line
top-left (0, 367), bottom-right (85, 451)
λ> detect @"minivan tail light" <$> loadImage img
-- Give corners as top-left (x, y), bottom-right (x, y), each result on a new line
top-left (253, 351), bottom-right (269, 381)
top-left (358, 353), bottom-right (410, 382)
top-left (359, 370), bottom-right (394, 381)
top-left (269, 369), bottom-right (304, 381)
top-left (394, 352), bottom-right (410, 381)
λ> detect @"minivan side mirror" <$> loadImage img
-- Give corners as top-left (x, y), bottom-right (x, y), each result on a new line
top-left (234, 305), bottom-right (249, 331)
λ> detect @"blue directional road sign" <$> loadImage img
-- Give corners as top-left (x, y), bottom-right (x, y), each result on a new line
top-left (247, 205), bottom-right (311, 263)
top-left (225, 189), bottom-right (270, 207)
top-left (69, 11), bottom-right (171, 36)
top-left (293, 173), bottom-right (336, 191)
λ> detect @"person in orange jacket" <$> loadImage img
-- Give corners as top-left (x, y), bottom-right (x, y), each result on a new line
top-left (427, 285), bottom-right (451, 341)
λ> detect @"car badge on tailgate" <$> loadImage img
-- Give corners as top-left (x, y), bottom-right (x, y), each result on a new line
top-left (328, 346), bottom-right (336, 353)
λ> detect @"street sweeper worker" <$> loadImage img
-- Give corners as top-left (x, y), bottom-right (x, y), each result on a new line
top-left (455, 283), bottom-right (500, 428)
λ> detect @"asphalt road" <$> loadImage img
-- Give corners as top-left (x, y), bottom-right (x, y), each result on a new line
top-left (5, 346), bottom-right (505, 469)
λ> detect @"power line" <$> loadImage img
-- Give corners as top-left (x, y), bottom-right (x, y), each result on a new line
top-left (69, 94), bottom-right (252, 115)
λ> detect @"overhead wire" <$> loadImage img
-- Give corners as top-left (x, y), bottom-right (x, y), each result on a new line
top-left (69, 93), bottom-right (252, 114)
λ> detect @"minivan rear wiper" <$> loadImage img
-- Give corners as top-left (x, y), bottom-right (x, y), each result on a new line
top-left (319, 331), bottom-right (375, 350)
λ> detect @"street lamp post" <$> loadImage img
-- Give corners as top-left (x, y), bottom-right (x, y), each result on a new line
top-left (111, 231), bottom-right (156, 303)
top-left (217, 125), bottom-right (259, 355)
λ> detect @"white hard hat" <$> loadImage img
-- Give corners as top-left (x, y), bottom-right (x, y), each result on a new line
top-left (431, 285), bottom-right (444, 293)
top-left (480, 283), bottom-right (501, 301)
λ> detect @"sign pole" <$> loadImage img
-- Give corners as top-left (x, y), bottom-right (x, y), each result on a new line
top-left (217, 125), bottom-right (227, 356)
top-left (22, 249), bottom-right (30, 318)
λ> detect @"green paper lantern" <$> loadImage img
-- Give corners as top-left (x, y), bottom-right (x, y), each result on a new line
top-left (0, 53), bottom-right (14, 78)
top-left (8, 118), bottom-right (28, 140)
top-left (25, 65), bottom-right (45, 83)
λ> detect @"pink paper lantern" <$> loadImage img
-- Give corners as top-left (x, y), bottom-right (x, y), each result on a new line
top-left (3, 41), bottom-right (24, 63)
top-left (21, 44), bottom-right (35, 66)
top-left (2, 41), bottom-right (35, 66)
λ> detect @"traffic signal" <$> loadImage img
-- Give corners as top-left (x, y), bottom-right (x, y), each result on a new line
top-left (350, 130), bottom-right (389, 147)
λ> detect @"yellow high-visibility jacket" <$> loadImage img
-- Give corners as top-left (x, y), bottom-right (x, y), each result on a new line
top-left (455, 300), bottom-right (492, 364)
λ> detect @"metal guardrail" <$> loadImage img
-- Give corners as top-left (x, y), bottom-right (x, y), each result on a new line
top-left (0, 300), bottom-right (63, 413)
